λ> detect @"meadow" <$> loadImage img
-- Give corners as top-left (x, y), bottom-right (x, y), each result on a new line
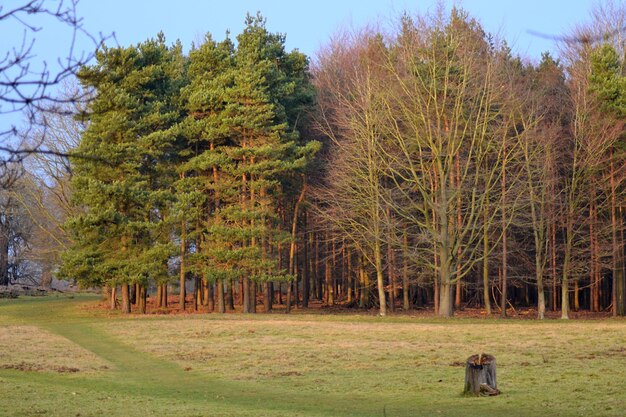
top-left (1, 295), bottom-right (625, 416)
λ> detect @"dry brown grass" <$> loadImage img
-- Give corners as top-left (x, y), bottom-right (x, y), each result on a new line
top-left (101, 316), bottom-right (626, 406)
top-left (3, 295), bottom-right (626, 416)
top-left (0, 325), bottom-right (110, 373)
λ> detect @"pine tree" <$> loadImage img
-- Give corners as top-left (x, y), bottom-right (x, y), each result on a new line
top-left (60, 35), bottom-right (185, 313)
top-left (177, 14), bottom-right (319, 314)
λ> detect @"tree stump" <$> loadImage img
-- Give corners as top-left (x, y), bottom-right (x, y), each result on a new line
top-left (463, 353), bottom-right (500, 396)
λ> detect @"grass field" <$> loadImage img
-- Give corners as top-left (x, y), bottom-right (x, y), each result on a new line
top-left (1, 295), bottom-right (626, 416)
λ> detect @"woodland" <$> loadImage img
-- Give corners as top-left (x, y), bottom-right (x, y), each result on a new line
top-left (4, 2), bottom-right (626, 320)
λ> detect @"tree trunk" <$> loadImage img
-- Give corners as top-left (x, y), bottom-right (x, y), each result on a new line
top-left (562, 218), bottom-right (572, 319)
top-left (434, 244), bottom-right (439, 315)
top-left (359, 255), bottom-right (369, 308)
top-left (263, 281), bottom-right (271, 313)
top-left (40, 264), bottom-right (52, 288)
top-left (204, 281), bottom-right (209, 309)
top-left (310, 232), bottom-right (318, 301)
top-left (121, 284), bottom-right (131, 314)
top-left (294, 264), bottom-right (299, 308)
top-left (243, 277), bottom-right (251, 313)
top-left (179, 221), bottom-right (186, 312)
top-left (227, 279), bottom-right (234, 310)
top-left (110, 286), bottom-right (116, 310)
top-left (217, 279), bottom-right (225, 313)
top-left (207, 279), bottom-right (215, 311)
top-left (403, 230), bottom-right (410, 311)
top-left (130, 283), bottom-right (137, 305)
top-left (331, 238), bottom-right (337, 304)
top-left (374, 238), bottom-right (386, 316)
top-left (288, 179), bottom-right (307, 311)
top-left (483, 206), bottom-right (491, 314)
top-left (387, 240), bottom-right (395, 313)
top-left (611, 149), bottom-right (625, 316)
top-left (439, 282), bottom-right (453, 318)
top-left (347, 248), bottom-right (354, 304)
top-left (286, 280), bottom-right (292, 313)
top-left (455, 152), bottom-right (462, 310)
top-left (552, 222), bottom-right (557, 312)
top-left (316, 235), bottom-right (323, 300)
top-left (193, 277), bottom-right (199, 312)
top-left (616, 205), bottom-right (626, 314)
top-left (537, 280), bottom-right (545, 320)
top-left (0, 222), bottom-right (8, 286)
top-left (325, 244), bottom-right (333, 304)
top-left (501, 143), bottom-right (508, 319)
top-left (250, 282), bottom-right (257, 313)
top-left (437, 217), bottom-right (453, 317)
top-left (302, 213), bottom-right (310, 308)
top-left (156, 284), bottom-right (162, 308)
top-left (464, 354), bottom-right (499, 396)
top-left (138, 285), bottom-right (147, 314)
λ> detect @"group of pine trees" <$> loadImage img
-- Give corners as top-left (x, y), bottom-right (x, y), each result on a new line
top-left (54, 7), bottom-right (626, 319)
top-left (60, 14), bottom-right (319, 314)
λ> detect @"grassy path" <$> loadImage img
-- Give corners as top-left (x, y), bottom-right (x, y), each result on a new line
top-left (0, 296), bottom-right (395, 416)
top-left (2, 295), bottom-right (626, 416)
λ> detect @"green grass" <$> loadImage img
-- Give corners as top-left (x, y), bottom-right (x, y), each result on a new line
top-left (1, 295), bottom-right (626, 416)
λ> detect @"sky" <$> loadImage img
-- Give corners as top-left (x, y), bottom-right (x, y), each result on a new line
top-left (26, 0), bottom-right (599, 64)
top-left (85, 0), bottom-right (596, 59)
top-left (0, 0), bottom-right (600, 138)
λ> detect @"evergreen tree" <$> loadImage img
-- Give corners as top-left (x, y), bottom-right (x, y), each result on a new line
top-left (177, 14), bottom-right (319, 313)
top-left (60, 35), bottom-right (185, 313)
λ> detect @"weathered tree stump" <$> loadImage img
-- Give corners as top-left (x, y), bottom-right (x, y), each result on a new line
top-left (463, 353), bottom-right (500, 396)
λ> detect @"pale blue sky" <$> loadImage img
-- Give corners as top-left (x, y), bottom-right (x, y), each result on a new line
top-left (35, 0), bottom-right (598, 62)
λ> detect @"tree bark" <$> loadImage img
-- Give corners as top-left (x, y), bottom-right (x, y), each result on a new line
top-left (0, 220), bottom-right (8, 286)
top-left (402, 229), bottom-right (410, 310)
top-left (562, 216), bottom-right (572, 319)
top-left (202, 279), bottom-right (209, 307)
top-left (455, 152), bottom-right (462, 310)
top-left (179, 220), bottom-right (186, 312)
top-left (121, 284), bottom-right (131, 314)
top-left (193, 276), bottom-right (199, 312)
top-left (250, 282), bottom-right (257, 313)
top-left (325, 239), bottom-right (333, 304)
top-left (437, 172), bottom-right (452, 317)
top-left (611, 148), bottom-right (625, 316)
top-left (387, 238), bottom-right (395, 313)
top-left (156, 284), bottom-right (162, 308)
top-left (263, 281), bottom-right (271, 312)
top-left (347, 247), bottom-right (353, 304)
top-left (287, 179), bottom-right (307, 313)
top-left (374, 238), bottom-right (386, 316)
top-left (464, 354), bottom-right (499, 396)
top-left (110, 286), bottom-right (116, 310)
top-left (437, 206), bottom-right (453, 317)
top-left (591, 203), bottom-right (598, 312)
top-left (302, 212), bottom-right (310, 308)
top-left (359, 255), bottom-right (370, 308)
top-left (552, 222), bottom-right (557, 312)
top-left (217, 279), bottom-right (225, 313)
top-left (243, 277), bottom-right (251, 313)
top-left (483, 206), bottom-right (491, 314)
top-left (138, 285), bottom-right (147, 314)
top-left (500, 140), bottom-right (508, 319)
top-left (227, 279), bottom-right (234, 310)
top-left (285, 280), bottom-right (292, 313)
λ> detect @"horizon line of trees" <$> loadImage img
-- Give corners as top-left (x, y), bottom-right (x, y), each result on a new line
top-left (5, 4), bottom-right (626, 319)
